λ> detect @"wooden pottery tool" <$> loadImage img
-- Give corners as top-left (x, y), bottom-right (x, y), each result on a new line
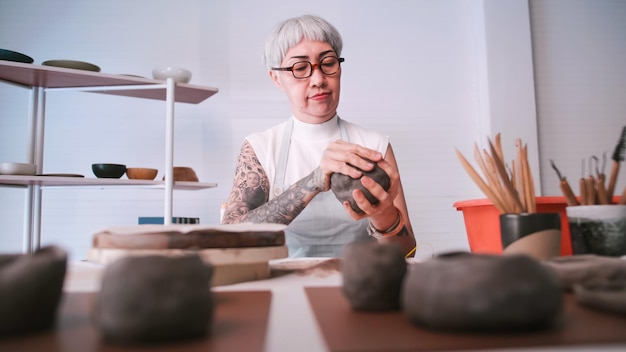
top-left (550, 159), bottom-right (578, 206)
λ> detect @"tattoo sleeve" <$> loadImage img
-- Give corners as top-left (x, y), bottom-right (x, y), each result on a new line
top-left (221, 140), bottom-right (325, 225)
top-left (242, 167), bottom-right (324, 224)
top-left (221, 141), bottom-right (270, 224)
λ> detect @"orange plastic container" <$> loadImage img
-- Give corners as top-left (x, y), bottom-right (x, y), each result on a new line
top-left (453, 196), bottom-right (573, 256)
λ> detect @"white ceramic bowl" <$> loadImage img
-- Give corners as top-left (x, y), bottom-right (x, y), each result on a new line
top-left (0, 162), bottom-right (37, 175)
top-left (151, 67), bottom-right (192, 83)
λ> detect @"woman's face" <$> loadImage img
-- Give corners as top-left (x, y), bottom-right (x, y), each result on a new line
top-left (270, 39), bottom-right (341, 124)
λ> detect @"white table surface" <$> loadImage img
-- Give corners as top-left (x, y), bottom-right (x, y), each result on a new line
top-left (64, 259), bottom-right (626, 352)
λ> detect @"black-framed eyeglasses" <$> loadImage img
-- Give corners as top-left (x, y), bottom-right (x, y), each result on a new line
top-left (271, 56), bottom-right (345, 79)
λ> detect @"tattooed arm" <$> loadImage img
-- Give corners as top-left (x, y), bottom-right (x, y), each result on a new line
top-left (221, 140), bottom-right (325, 224)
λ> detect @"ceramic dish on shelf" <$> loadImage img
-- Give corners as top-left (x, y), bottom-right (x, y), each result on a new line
top-left (92, 163), bottom-right (126, 179)
top-left (161, 166), bottom-right (199, 182)
top-left (36, 173), bottom-right (85, 178)
top-left (0, 162), bottom-right (37, 175)
top-left (126, 167), bottom-right (158, 180)
top-left (0, 49), bottom-right (34, 63)
top-left (152, 67), bottom-right (192, 83)
top-left (42, 60), bottom-right (101, 72)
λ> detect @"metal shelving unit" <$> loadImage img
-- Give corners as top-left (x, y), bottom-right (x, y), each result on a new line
top-left (0, 60), bottom-right (219, 253)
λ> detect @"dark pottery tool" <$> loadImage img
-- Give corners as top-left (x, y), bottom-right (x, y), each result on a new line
top-left (606, 126), bottom-right (626, 200)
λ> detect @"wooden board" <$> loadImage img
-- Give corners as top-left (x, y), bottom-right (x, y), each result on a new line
top-left (92, 223), bottom-right (286, 250)
top-left (0, 291), bottom-right (271, 352)
top-left (86, 246), bottom-right (288, 266)
top-left (305, 286), bottom-right (626, 351)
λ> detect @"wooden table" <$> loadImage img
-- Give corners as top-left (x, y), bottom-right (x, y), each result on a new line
top-left (2, 259), bottom-right (626, 352)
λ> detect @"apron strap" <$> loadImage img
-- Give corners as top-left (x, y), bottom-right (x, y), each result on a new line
top-left (274, 118), bottom-right (293, 187)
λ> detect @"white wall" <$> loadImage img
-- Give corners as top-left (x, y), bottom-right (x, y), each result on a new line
top-left (1, 0), bottom-right (624, 261)
top-left (530, 0), bottom-right (626, 195)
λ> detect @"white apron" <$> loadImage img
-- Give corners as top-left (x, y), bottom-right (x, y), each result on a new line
top-left (273, 117), bottom-right (372, 258)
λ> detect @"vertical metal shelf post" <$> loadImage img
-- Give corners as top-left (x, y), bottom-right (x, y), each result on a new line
top-left (31, 88), bottom-right (47, 251)
top-left (22, 86), bottom-right (39, 253)
top-left (164, 78), bottom-right (175, 225)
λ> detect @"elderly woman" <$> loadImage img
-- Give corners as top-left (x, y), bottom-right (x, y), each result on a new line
top-left (221, 14), bottom-right (416, 258)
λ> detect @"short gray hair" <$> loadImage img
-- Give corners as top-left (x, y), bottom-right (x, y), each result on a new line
top-left (263, 15), bottom-right (343, 69)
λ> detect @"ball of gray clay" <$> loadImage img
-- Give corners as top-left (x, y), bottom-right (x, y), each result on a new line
top-left (94, 254), bottom-right (214, 344)
top-left (330, 159), bottom-right (390, 214)
top-left (0, 245), bottom-right (67, 336)
top-left (402, 253), bottom-right (563, 331)
top-left (342, 242), bottom-right (407, 311)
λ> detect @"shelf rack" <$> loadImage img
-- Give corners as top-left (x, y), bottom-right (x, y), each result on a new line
top-left (0, 60), bottom-right (219, 253)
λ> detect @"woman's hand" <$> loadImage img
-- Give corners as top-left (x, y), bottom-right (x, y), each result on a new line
top-left (342, 158), bottom-right (400, 226)
top-left (318, 140), bottom-right (384, 191)
top-left (339, 144), bottom-right (416, 256)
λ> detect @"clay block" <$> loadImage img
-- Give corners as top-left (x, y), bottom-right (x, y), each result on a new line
top-left (0, 245), bottom-right (67, 337)
top-left (543, 254), bottom-right (626, 290)
top-left (402, 252), bottom-right (563, 331)
top-left (342, 242), bottom-right (407, 311)
top-left (94, 254), bottom-right (214, 344)
top-left (330, 159), bottom-right (390, 214)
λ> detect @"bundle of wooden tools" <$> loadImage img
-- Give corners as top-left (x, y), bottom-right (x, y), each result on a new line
top-left (456, 133), bottom-right (536, 214)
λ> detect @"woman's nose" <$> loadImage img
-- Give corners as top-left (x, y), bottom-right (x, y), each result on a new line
top-left (309, 66), bottom-right (326, 87)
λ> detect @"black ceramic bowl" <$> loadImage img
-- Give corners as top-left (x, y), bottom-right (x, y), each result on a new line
top-left (0, 48), bottom-right (34, 63)
top-left (92, 163), bottom-right (127, 179)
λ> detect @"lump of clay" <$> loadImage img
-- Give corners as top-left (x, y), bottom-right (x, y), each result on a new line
top-left (543, 254), bottom-right (626, 290)
top-left (402, 253), bottom-right (563, 331)
top-left (573, 283), bottom-right (626, 315)
top-left (330, 158), bottom-right (390, 214)
top-left (0, 245), bottom-right (67, 337)
top-left (342, 242), bottom-right (407, 311)
top-left (94, 254), bottom-right (214, 344)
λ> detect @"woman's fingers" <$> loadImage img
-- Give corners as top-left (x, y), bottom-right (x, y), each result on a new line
top-left (321, 140), bottom-right (383, 178)
top-left (352, 176), bottom-right (393, 216)
top-left (374, 159), bottom-right (400, 199)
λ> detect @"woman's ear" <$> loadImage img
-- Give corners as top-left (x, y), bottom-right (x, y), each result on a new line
top-left (269, 70), bottom-right (285, 91)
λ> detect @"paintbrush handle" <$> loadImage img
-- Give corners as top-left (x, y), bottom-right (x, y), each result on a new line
top-left (607, 161), bottom-right (620, 200)
top-left (586, 176), bottom-right (596, 205)
top-left (560, 179), bottom-right (579, 206)
top-left (580, 178), bottom-right (588, 205)
top-left (456, 149), bottom-right (508, 213)
top-left (596, 174), bottom-right (609, 204)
